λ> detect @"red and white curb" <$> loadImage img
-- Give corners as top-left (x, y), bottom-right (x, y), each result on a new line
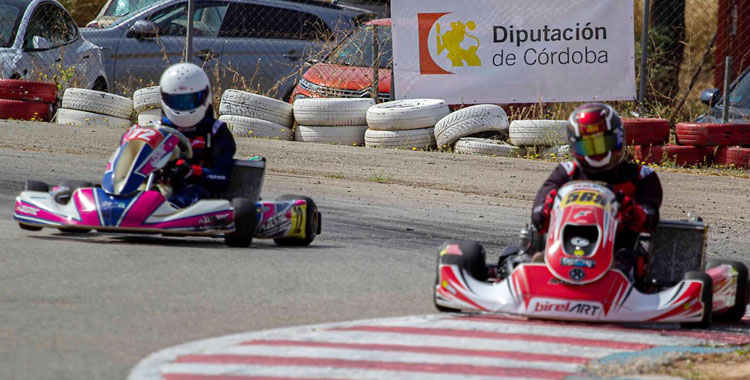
top-left (129, 314), bottom-right (750, 380)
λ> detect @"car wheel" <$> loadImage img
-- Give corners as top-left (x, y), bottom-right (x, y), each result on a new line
top-left (680, 271), bottom-right (713, 329)
top-left (364, 128), bottom-right (436, 150)
top-left (633, 145), bottom-right (714, 166)
top-left (622, 118), bottom-right (670, 145)
top-left (366, 99), bottom-right (450, 131)
top-left (293, 98), bottom-right (374, 126)
top-left (61, 88), bottom-right (133, 119)
top-left (219, 115), bottom-right (292, 141)
top-left (454, 137), bottom-right (525, 157)
top-left (225, 198), bottom-right (257, 248)
top-left (56, 108), bottom-right (131, 128)
top-left (434, 104), bottom-right (509, 148)
top-left (0, 99), bottom-right (51, 121)
top-left (707, 259), bottom-right (748, 322)
top-left (273, 195), bottom-right (319, 247)
top-left (133, 86), bottom-right (161, 113)
top-left (294, 125), bottom-right (367, 146)
top-left (0, 79), bottom-right (57, 103)
top-left (509, 120), bottom-right (568, 146)
top-left (219, 89), bottom-right (294, 127)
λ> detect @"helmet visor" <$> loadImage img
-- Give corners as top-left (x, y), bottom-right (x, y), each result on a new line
top-left (572, 133), bottom-right (620, 156)
top-left (161, 87), bottom-right (209, 111)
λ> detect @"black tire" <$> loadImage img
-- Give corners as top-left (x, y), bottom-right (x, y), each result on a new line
top-left (19, 223), bottom-right (42, 231)
top-left (273, 195), bottom-right (320, 247)
top-left (707, 259), bottom-right (748, 322)
top-left (225, 198), bottom-right (257, 248)
top-left (58, 227), bottom-right (92, 233)
top-left (680, 271), bottom-right (713, 329)
top-left (434, 240), bottom-right (489, 313)
top-left (25, 180), bottom-right (49, 192)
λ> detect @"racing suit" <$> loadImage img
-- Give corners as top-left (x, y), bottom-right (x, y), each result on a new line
top-left (531, 160), bottom-right (663, 279)
top-left (159, 106), bottom-right (237, 208)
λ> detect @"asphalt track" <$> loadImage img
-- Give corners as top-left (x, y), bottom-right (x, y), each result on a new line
top-left (1, 121), bottom-right (749, 379)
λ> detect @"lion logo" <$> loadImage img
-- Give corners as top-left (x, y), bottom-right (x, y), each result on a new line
top-left (418, 13), bottom-right (481, 75)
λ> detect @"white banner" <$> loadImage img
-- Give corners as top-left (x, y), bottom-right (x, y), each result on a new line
top-left (391, 0), bottom-right (636, 104)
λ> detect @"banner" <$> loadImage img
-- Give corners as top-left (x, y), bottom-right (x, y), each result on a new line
top-left (391, 0), bottom-right (636, 104)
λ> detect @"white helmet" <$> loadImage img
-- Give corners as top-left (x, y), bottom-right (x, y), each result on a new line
top-left (159, 62), bottom-right (211, 131)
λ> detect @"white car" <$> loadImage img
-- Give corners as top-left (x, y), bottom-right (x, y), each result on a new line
top-left (1, 0), bottom-right (110, 91)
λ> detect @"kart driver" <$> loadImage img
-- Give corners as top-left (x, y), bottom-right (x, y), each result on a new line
top-left (156, 62), bottom-right (236, 208)
top-left (528, 103), bottom-right (663, 281)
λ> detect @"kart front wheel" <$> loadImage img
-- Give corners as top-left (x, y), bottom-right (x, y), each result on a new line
top-left (225, 198), bottom-right (258, 248)
top-left (25, 180), bottom-right (49, 192)
top-left (680, 271), bottom-right (713, 329)
top-left (273, 195), bottom-right (320, 247)
top-left (19, 223), bottom-right (42, 231)
top-left (708, 259), bottom-right (748, 322)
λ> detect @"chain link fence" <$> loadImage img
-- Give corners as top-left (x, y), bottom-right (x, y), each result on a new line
top-left (1, 0), bottom-right (745, 121)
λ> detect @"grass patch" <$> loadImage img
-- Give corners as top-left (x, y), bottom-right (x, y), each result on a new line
top-left (367, 171), bottom-right (392, 184)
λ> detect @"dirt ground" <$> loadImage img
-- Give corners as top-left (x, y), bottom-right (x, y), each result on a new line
top-left (2, 119), bottom-right (749, 379)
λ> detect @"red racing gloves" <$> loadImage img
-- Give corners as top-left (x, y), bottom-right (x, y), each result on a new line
top-left (618, 195), bottom-right (647, 232)
top-left (532, 188), bottom-right (557, 233)
top-left (170, 159), bottom-right (203, 181)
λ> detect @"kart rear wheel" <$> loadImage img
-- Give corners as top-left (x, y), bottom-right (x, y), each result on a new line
top-left (273, 195), bottom-right (320, 247)
top-left (680, 271), bottom-right (713, 329)
top-left (225, 198), bottom-right (258, 248)
top-left (25, 180), bottom-right (49, 192)
top-left (707, 259), bottom-right (748, 322)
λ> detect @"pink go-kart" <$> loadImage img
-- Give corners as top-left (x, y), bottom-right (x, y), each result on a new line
top-left (435, 181), bottom-right (748, 328)
top-left (13, 125), bottom-right (321, 247)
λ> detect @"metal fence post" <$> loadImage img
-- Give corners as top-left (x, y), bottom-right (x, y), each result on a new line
top-left (638, 0), bottom-right (650, 114)
top-left (184, 0), bottom-right (194, 63)
top-left (371, 25), bottom-right (380, 104)
top-left (722, 56), bottom-right (733, 123)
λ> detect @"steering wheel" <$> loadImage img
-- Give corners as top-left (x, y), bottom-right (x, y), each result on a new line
top-left (158, 126), bottom-right (193, 159)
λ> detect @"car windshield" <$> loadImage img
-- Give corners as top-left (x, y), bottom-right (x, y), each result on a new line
top-left (0, 5), bottom-right (22, 48)
top-left (104, 0), bottom-right (160, 18)
top-left (728, 70), bottom-right (750, 110)
top-left (328, 25), bottom-right (391, 69)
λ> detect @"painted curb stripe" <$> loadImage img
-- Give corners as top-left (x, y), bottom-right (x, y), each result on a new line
top-left (330, 325), bottom-right (654, 350)
top-left (239, 340), bottom-right (589, 364)
top-left (174, 355), bottom-right (574, 379)
top-left (165, 376), bottom-right (344, 380)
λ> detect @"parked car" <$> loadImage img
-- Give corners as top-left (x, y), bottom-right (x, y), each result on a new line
top-left (290, 18), bottom-right (391, 103)
top-left (696, 69), bottom-right (750, 123)
top-left (0, 0), bottom-right (109, 91)
top-left (81, 0), bottom-right (374, 98)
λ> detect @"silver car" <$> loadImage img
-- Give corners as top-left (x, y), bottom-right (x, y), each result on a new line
top-left (81, 0), bottom-right (373, 99)
top-left (0, 0), bottom-right (109, 91)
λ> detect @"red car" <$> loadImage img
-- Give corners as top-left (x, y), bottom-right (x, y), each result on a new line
top-left (290, 19), bottom-right (391, 103)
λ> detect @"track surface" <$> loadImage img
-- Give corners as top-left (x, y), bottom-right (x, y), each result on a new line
top-left (1, 120), bottom-right (749, 379)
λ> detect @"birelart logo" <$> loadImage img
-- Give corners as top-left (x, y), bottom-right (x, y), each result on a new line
top-left (418, 13), bottom-right (482, 75)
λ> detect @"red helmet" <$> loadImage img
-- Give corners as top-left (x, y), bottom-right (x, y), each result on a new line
top-left (567, 103), bottom-right (625, 173)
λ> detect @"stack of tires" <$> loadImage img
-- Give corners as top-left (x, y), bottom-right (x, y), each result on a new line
top-left (219, 89), bottom-right (294, 141)
top-left (132, 86), bottom-right (162, 125)
top-left (508, 120), bottom-right (569, 158)
top-left (674, 122), bottom-right (750, 167)
top-left (435, 105), bottom-right (519, 157)
top-left (293, 98), bottom-right (373, 145)
top-left (632, 119), bottom-right (714, 167)
top-left (56, 88), bottom-right (133, 127)
top-left (0, 80), bottom-right (56, 121)
top-left (364, 99), bottom-right (449, 150)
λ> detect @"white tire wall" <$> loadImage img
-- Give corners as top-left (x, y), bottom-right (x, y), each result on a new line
top-left (137, 109), bottom-right (162, 126)
top-left (219, 89), bottom-right (294, 127)
top-left (364, 128), bottom-right (436, 149)
top-left (454, 138), bottom-right (525, 157)
top-left (294, 125), bottom-right (368, 145)
top-left (56, 108), bottom-right (131, 128)
top-left (509, 120), bottom-right (568, 146)
top-left (219, 115), bottom-right (293, 141)
top-left (434, 104), bottom-right (509, 148)
top-left (61, 88), bottom-right (133, 119)
top-left (293, 98), bottom-right (374, 126)
top-left (133, 86), bottom-right (161, 113)
top-left (366, 99), bottom-right (450, 131)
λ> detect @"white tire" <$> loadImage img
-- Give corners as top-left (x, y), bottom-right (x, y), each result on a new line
top-left (61, 88), bottom-right (133, 119)
top-left (294, 125), bottom-right (368, 146)
top-left (56, 108), bottom-right (131, 128)
top-left (366, 99), bottom-right (450, 131)
top-left (293, 98), bottom-right (374, 126)
top-left (137, 108), bottom-right (162, 126)
top-left (364, 127), bottom-right (436, 149)
top-left (540, 145), bottom-right (571, 158)
top-left (509, 120), bottom-right (568, 146)
top-left (454, 137), bottom-right (525, 157)
top-left (219, 89), bottom-right (293, 127)
top-left (133, 86), bottom-right (161, 113)
top-left (219, 115), bottom-right (292, 141)
top-left (435, 104), bottom-right (509, 148)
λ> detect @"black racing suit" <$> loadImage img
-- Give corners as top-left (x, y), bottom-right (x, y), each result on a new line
top-left (160, 107), bottom-right (237, 207)
top-left (531, 160), bottom-right (663, 278)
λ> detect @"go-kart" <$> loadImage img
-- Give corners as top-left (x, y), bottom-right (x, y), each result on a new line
top-left (435, 181), bottom-right (748, 327)
top-left (13, 125), bottom-right (321, 247)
